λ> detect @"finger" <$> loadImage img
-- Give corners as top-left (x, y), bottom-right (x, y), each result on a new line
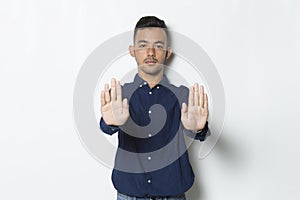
top-left (104, 83), bottom-right (111, 103)
top-left (188, 86), bottom-right (194, 106)
top-left (200, 85), bottom-right (204, 108)
top-left (204, 93), bottom-right (208, 109)
top-left (194, 83), bottom-right (199, 106)
top-left (181, 103), bottom-right (188, 119)
top-left (181, 102), bottom-right (188, 113)
top-left (101, 91), bottom-right (106, 106)
top-left (116, 81), bottom-right (122, 101)
top-left (111, 78), bottom-right (117, 101)
top-left (122, 98), bottom-right (128, 110)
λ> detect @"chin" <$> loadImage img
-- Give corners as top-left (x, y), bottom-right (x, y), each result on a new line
top-left (141, 67), bottom-right (163, 76)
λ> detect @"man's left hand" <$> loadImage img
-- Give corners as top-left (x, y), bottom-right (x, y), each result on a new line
top-left (181, 83), bottom-right (209, 132)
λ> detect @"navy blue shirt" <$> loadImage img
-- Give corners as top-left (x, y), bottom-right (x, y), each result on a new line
top-left (100, 74), bottom-right (210, 197)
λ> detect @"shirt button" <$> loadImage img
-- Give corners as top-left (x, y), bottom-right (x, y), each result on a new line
top-left (149, 91), bottom-right (152, 95)
top-left (147, 156), bottom-right (152, 160)
top-left (148, 110), bottom-right (152, 114)
top-left (147, 179), bottom-right (151, 184)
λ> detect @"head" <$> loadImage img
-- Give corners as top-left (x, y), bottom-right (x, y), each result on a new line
top-left (129, 16), bottom-right (172, 77)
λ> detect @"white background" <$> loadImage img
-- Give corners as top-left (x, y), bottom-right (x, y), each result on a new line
top-left (1, 0), bottom-right (299, 199)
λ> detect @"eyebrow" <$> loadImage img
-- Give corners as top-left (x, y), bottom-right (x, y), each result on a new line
top-left (137, 40), bottom-right (165, 45)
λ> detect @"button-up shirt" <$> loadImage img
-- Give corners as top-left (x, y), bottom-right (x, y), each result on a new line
top-left (100, 74), bottom-right (210, 197)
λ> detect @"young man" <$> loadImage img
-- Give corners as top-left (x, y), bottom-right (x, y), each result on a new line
top-left (100, 16), bottom-right (210, 200)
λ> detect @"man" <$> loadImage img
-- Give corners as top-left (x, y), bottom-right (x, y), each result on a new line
top-left (100, 16), bottom-right (210, 200)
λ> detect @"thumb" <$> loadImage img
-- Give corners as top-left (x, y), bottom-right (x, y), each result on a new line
top-left (181, 103), bottom-right (188, 118)
top-left (181, 102), bottom-right (188, 113)
top-left (122, 98), bottom-right (129, 109)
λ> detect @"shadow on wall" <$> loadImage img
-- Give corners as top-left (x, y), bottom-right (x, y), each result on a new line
top-left (186, 131), bottom-right (247, 200)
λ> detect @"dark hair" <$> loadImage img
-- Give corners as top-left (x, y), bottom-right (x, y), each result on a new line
top-left (135, 16), bottom-right (167, 29)
top-left (134, 16), bottom-right (168, 43)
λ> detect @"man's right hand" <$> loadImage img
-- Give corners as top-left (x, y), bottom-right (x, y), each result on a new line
top-left (100, 78), bottom-right (129, 126)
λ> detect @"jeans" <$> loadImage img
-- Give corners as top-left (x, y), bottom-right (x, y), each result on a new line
top-left (117, 191), bottom-right (186, 200)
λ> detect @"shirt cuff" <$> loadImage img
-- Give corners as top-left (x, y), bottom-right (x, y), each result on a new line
top-left (99, 117), bottom-right (119, 135)
top-left (184, 121), bottom-right (210, 141)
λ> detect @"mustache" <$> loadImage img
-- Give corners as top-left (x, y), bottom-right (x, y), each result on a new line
top-left (144, 58), bottom-right (158, 63)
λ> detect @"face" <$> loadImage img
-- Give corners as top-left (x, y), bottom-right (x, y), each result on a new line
top-left (129, 27), bottom-right (172, 77)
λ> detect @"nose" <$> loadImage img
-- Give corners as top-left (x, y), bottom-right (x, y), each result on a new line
top-left (147, 46), bottom-right (156, 57)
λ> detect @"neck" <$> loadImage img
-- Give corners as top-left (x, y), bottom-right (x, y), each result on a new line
top-left (138, 70), bottom-right (163, 88)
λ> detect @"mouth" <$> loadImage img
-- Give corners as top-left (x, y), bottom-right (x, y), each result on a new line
top-left (145, 59), bottom-right (158, 65)
top-left (146, 61), bottom-right (156, 65)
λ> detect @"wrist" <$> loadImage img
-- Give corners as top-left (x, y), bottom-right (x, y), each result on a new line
top-left (192, 129), bottom-right (203, 134)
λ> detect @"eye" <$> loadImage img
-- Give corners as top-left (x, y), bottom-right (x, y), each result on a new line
top-left (155, 44), bottom-right (164, 49)
top-left (139, 44), bottom-right (147, 48)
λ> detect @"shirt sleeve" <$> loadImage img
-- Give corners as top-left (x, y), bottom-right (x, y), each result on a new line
top-left (99, 117), bottom-right (120, 135)
top-left (184, 121), bottom-right (210, 141)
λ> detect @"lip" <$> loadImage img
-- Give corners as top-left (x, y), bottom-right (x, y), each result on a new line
top-left (145, 60), bottom-right (157, 65)
top-left (145, 61), bottom-right (156, 64)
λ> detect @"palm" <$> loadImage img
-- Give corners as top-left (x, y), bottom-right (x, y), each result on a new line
top-left (181, 84), bottom-right (209, 131)
top-left (101, 78), bottom-right (129, 126)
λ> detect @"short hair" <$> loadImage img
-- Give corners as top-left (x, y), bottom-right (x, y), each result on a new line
top-left (134, 16), bottom-right (168, 44)
top-left (135, 16), bottom-right (167, 29)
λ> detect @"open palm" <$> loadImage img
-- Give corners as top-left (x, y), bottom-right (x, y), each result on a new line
top-left (100, 78), bottom-right (129, 126)
top-left (181, 83), bottom-right (209, 131)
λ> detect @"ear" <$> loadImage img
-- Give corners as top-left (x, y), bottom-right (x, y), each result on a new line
top-left (166, 47), bottom-right (172, 60)
top-left (129, 45), bottom-right (135, 57)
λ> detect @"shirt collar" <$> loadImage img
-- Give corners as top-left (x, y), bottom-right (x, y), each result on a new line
top-left (133, 73), bottom-right (170, 88)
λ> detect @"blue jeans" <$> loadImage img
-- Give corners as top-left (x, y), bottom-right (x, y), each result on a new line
top-left (117, 191), bottom-right (186, 200)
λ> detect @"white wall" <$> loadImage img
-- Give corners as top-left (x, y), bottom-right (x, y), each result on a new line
top-left (0, 0), bottom-right (299, 199)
